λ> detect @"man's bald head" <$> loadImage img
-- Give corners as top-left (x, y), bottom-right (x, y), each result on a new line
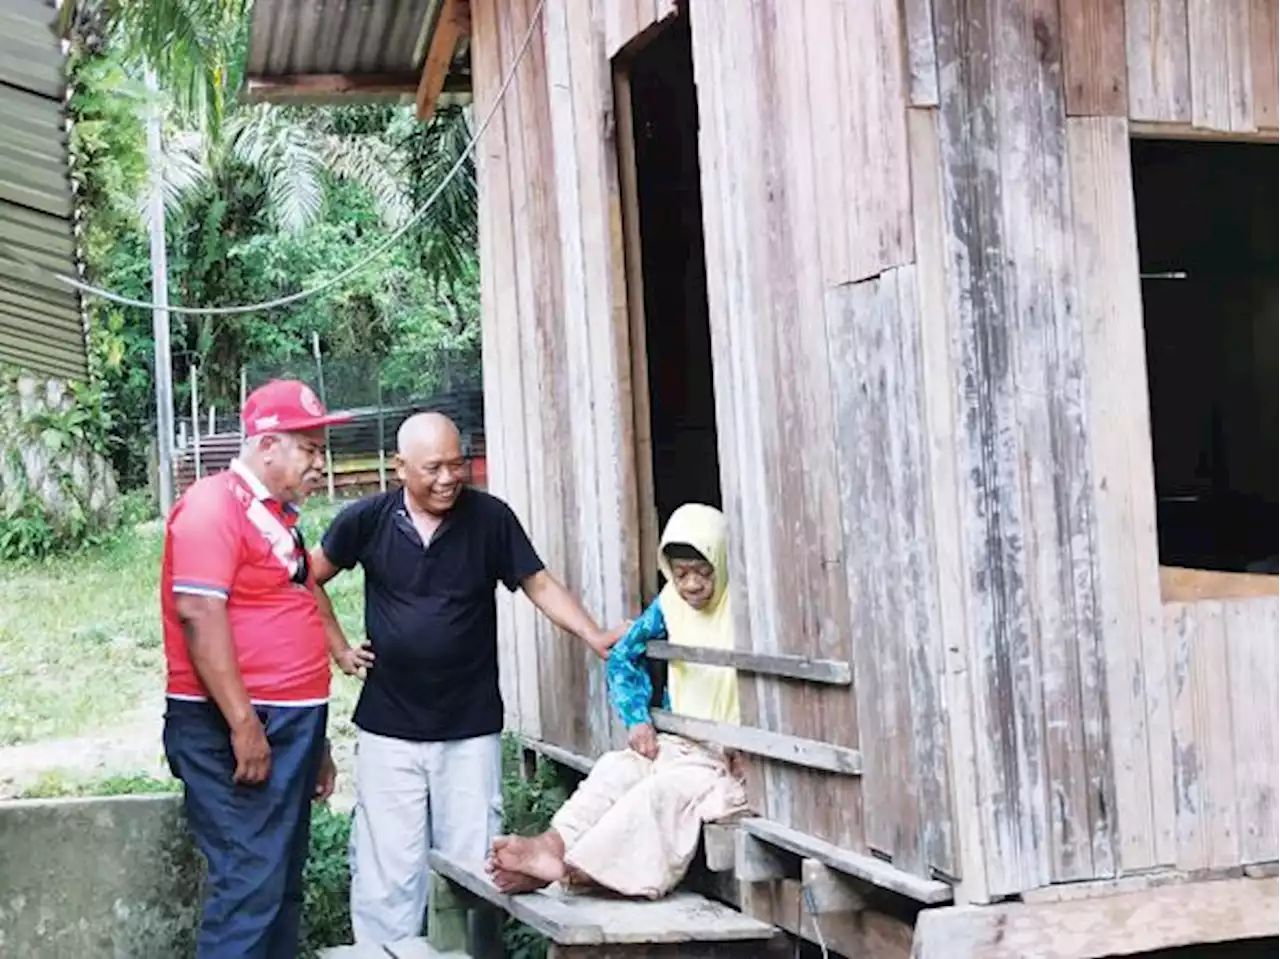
top-left (397, 411), bottom-right (461, 458)
top-left (395, 412), bottom-right (467, 516)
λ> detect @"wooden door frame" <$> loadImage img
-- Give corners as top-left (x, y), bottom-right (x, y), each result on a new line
top-left (612, 57), bottom-right (661, 605)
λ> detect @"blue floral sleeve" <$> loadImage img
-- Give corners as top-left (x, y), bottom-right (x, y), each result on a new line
top-left (607, 598), bottom-right (668, 728)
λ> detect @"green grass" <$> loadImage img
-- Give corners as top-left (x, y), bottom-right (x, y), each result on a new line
top-left (0, 499), bottom-right (366, 751)
top-left (18, 770), bottom-right (181, 799)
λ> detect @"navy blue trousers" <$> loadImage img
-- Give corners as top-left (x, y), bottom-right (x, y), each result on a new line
top-left (164, 699), bottom-right (327, 959)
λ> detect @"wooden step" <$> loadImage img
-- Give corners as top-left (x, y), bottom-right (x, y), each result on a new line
top-left (427, 849), bottom-right (779, 948)
top-left (319, 937), bottom-right (471, 958)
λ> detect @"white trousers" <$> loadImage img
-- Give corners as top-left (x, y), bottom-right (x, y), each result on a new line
top-left (551, 734), bottom-right (747, 899)
top-left (349, 730), bottom-right (503, 944)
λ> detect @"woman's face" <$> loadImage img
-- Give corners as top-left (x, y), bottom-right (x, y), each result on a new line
top-left (670, 557), bottom-right (716, 610)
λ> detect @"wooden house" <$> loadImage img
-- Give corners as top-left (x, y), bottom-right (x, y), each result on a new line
top-left (246, 1), bottom-right (1279, 955)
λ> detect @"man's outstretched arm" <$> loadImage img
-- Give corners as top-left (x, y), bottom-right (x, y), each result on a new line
top-left (521, 570), bottom-right (622, 659)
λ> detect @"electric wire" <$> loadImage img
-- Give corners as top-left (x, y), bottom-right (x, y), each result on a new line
top-left (50, 0), bottom-right (547, 317)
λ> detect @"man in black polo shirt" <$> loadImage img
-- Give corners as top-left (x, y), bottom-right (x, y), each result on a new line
top-left (311, 412), bottom-right (617, 947)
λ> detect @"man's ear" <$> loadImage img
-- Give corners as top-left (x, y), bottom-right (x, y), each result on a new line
top-left (257, 433), bottom-right (281, 461)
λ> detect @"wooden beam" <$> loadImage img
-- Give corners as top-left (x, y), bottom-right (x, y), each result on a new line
top-left (416, 0), bottom-right (471, 122)
top-left (243, 73), bottom-right (446, 102)
top-left (735, 830), bottom-right (789, 882)
top-left (702, 823), bottom-right (738, 873)
top-left (645, 642), bottom-right (852, 685)
top-left (1159, 566), bottom-right (1279, 603)
top-left (912, 876), bottom-right (1279, 959)
top-left (739, 878), bottom-right (913, 959)
top-left (801, 859), bottom-right (865, 914)
top-left (517, 735), bottom-right (595, 774)
top-left (649, 710), bottom-right (863, 775)
top-left (1129, 120), bottom-right (1279, 142)
top-left (740, 817), bottom-right (954, 904)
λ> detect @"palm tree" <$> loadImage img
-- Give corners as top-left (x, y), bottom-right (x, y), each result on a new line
top-left (63, 0), bottom-right (250, 138)
top-left (67, 0), bottom-right (479, 290)
top-left (151, 104), bottom-right (415, 235)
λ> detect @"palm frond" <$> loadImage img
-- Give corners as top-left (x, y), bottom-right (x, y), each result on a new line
top-left (106, 0), bottom-right (249, 135)
top-left (317, 134), bottom-right (412, 229)
top-left (396, 106), bottom-right (478, 289)
top-left (227, 106), bottom-right (325, 233)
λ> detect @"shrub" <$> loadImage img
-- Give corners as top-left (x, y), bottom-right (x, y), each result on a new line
top-left (498, 736), bottom-right (571, 959)
top-left (300, 804), bottom-right (354, 958)
top-left (0, 367), bottom-right (124, 561)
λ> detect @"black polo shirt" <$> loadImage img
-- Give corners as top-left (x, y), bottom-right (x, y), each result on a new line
top-left (320, 487), bottom-right (544, 742)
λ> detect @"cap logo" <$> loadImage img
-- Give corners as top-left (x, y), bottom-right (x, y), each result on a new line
top-left (255, 414), bottom-right (280, 431)
top-left (299, 385), bottom-right (323, 417)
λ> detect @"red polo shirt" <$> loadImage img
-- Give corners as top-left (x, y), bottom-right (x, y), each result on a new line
top-left (161, 460), bottom-right (330, 705)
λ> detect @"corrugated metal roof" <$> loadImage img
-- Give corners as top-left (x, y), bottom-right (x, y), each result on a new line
top-left (247, 0), bottom-right (438, 80)
top-left (243, 0), bottom-right (471, 106)
top-left (0, 0), bottom-right (86, 381)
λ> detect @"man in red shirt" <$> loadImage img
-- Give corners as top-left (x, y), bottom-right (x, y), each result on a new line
top-left (161, 379), bottom-right (351, 959)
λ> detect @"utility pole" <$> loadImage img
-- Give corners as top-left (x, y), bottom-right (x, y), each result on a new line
top-left (146, 68), bottom-right (176, 516)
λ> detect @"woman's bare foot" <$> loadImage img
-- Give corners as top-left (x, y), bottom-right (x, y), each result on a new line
top-left (490, 864), bottom-right (551, 894)
top-left (491, 833), bottom-right (567, 885)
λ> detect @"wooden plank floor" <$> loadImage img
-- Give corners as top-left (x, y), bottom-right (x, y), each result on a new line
top-left (428, 851), bottom-right (777, 946)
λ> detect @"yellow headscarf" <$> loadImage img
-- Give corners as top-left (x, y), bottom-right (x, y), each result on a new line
top-left (657, 504), bottom-right (740, 725)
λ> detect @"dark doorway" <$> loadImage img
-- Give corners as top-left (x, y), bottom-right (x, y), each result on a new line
top-left (1131, 138), bottom-right (1278, 574)
top-left (622, 16), bottom-right (720, 535)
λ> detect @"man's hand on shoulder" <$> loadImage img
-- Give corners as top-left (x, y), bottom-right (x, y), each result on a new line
top-left (627, 722), bottom-right (659, 760)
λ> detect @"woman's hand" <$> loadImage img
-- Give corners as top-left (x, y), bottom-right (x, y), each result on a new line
top-left (627, 722), bottom-right (659, 760)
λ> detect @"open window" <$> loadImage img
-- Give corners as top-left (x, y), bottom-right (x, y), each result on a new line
top-left (615, 14), bottom-right (720, 597)
top-left (1131, 139), bottom-right (1278, 580)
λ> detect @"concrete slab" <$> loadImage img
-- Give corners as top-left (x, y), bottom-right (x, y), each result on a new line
top-left (0, 794), bottom-right (202, 958)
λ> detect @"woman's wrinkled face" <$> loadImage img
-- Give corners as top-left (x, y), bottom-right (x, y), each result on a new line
top-left (670, 557), bottom-right (716, 610)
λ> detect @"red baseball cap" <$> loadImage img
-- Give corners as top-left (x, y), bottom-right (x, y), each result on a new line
top-left (241, 379), bottom-right (352, 438)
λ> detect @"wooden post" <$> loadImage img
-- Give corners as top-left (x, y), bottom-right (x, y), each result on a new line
top-left (425, 873), bottom-right (469, 954)
top-left (376, 374), bottom-right (387, 493)
top-left (145, 68), bottom-right (175, 516)
top-left (208, 405), bottom-right (215, 436)
top-left (311, 331), bottom-right (335, 502)
top-left (189, 364), bottom-right (201, 481)
top-left (238, 366), bottom-right (247, 440)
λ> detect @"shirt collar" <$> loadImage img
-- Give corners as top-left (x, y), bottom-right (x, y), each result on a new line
top-left (229, 458), bottom-right (298, 515)
top-left (229, 458), bottom-right (272, 500)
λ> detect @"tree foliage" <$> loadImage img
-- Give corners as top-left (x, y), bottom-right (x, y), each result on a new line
top-left (65, 5), bottom-right (482, 491)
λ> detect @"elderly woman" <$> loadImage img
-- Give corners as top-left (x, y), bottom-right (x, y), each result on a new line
top-left (488, 504), bottom-right (747, 899)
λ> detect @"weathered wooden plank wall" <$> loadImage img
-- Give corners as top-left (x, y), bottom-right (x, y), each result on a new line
top-left (931, 0), bottom-right (1116, 897)
top-left (925, 0), bottom-right (1277, 902)
top-left (474, 0), bottom-right (1279, 910)
top-left (603, 0), bottom-right (677, 60)
top-left (1125, 0), bottom-right (1279, 131)
top-left (473, 0), bottom-right (640, 757)
top-left (686, 0), bottom-right (955, 886)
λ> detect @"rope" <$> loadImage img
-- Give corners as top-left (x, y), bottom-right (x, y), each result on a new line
top-left (54, 0), bottom-right (547, 317)
top-left (801, 884), bottom-right (831, 959)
